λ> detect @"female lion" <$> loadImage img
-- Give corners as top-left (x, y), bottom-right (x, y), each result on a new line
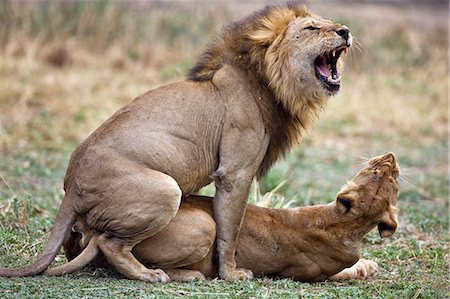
top-left (51, 152), bottom-right (399, 282)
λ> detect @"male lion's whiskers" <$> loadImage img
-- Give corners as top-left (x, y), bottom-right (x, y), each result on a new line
top-left (352, 37), bottom-right (366, 56)
top-left (348, 48), bottom-right (357, 68)
top-left (346, 37), bottom-right (365, 68)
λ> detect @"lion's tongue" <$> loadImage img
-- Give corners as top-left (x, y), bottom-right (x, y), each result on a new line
top-left (317, 64), bottom-right (331, 78)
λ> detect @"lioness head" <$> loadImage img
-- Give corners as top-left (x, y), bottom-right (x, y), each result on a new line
top-left (336, 153), bottom-right (400, 238)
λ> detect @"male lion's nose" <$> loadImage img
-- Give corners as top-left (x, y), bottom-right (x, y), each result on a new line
top-left (335, 26), bottom-right (350, 40)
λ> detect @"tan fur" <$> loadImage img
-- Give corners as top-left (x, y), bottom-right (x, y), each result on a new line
top-left (0, 3), bottom-right (352, 282)
top-left (54, 153), bottom-right (399, 282)
top-left (329, 259), bottom-right (379, 281)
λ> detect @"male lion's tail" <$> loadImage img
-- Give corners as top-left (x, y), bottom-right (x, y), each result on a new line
top-left (0, 191), bottom-right (77, 277)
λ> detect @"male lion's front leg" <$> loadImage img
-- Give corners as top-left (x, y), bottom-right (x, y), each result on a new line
top-left (212, 123), bottom-right (269, 280)
top-left (213, 174), bottom-right (254, 280)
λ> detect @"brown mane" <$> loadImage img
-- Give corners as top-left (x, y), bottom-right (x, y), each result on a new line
top-left (187, 3), bottom-right (311, 83)
top-left (188, 3), bottom-right (323, 177)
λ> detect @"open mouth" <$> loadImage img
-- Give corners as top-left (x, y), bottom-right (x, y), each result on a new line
top-left (314, 46), bottom-right (348, 92)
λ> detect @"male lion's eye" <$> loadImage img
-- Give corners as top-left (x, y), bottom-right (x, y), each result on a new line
top-left (304, 26), bottom-right (320, 30)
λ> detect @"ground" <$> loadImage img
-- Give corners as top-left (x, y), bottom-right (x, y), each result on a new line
top-left (0, 1), bottom-right (448, 298)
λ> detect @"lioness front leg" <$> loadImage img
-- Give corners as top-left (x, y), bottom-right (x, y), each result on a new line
top-left (164, 269), bottom-right (206, 282)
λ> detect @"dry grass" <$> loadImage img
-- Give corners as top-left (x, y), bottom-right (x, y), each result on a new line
top-left (0, 1), bottom-right (447, 153)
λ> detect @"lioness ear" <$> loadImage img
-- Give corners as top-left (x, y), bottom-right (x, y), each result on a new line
top-left (337, 197), bottom-right (353, 214)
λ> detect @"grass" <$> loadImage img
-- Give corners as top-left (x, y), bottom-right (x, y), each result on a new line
top-left (0, 1), bottom-right (448, 298)
top-left (0, 276), bottom-right (442, 299)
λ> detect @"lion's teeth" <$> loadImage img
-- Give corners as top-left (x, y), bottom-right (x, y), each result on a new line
top-left (343, 48), bottom-right (348, 56)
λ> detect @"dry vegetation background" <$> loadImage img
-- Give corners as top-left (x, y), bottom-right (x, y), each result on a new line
top-left (0, 1), bottom-right (448, 298)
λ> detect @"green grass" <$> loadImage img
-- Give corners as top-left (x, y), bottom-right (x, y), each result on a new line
top-left (0, 137), bottom-right (447, 298)
top-left (0, 1), bottom-right (449, 298)
top-left (0, 276), bottom-right (442, 299)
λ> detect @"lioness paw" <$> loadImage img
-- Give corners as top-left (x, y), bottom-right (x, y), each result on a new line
top-left (165, 269), bottom-right (206, 282)
top-left (141, 269), bottom-right (171, 284)
top-left (329, 259), bottom-right (379, 281)
top-left (359, 259), bottom-right (379, 278)
top-left (222, 268), bottom-right (254, 281)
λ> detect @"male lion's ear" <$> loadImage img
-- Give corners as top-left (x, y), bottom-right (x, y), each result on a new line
top-left (337, 197), bottom-right (353, 214)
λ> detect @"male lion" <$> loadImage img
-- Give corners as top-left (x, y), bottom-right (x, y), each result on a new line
top-left (49, 152), bottom-right (400, 282)
top-left (0, 3), bottom-right (352, 282)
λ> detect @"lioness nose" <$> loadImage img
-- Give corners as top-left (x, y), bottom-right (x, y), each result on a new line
top-left (335, 26), bottom-right (350, 40)
top-left (383, 152), bottom-right (396, 164)
top-left (378, 221), bottom-right (397, 238)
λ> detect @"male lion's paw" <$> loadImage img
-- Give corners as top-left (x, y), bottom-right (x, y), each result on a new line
top-left (222, 268), bottom-right (254, 281)
top-left (141, 269), bottom-right (171, 284)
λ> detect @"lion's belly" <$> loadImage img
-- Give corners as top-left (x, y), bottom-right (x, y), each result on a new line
top-left (87, 134), bottom-right (218, 196)
top-left (136, 136), bottom-right (218, 195)
top-left (81, 122), bottom-right (220, 196)
top-left (112, 114), bottom-right (221, 194)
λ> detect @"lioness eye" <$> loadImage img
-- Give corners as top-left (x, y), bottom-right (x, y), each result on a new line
top-left (304, 26), bottom-right (320, 30)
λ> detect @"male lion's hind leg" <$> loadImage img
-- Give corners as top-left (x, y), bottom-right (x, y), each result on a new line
top-left (81, 157), bottom-right (182, 283)
top-left (329, 259), bottom-right (379, 281)
top-left (96, 235), bottom-right (170, 283)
